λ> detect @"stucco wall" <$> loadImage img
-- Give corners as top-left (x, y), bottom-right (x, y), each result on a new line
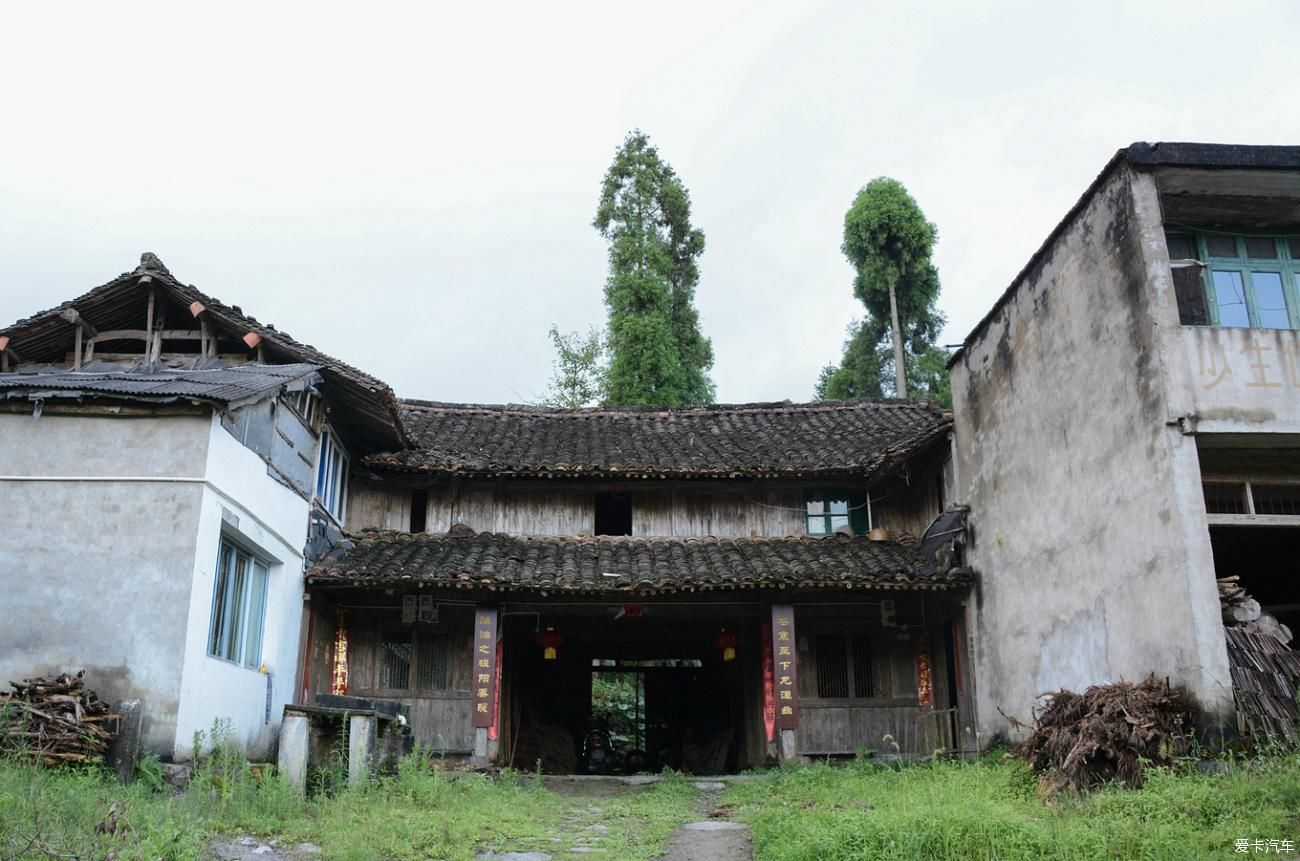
top-left (0, 411), bottom-right (210, 753)
top-left (174, 414), bottom-right (311, 761)
top-left (950, 166), bottom-right (1234, 743)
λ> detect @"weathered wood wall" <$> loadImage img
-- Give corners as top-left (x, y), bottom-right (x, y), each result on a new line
top-left (343, 604), bottom-right (476, 753)
top-left (792, 601), bottom-right (956, 757)
top-left (347, 466), bottom-right (950, 540)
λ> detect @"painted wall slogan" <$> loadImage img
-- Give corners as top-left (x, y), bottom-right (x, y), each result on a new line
top-left (471, 607), bottom-right (498, 728)
top-left (771, 604), bottom-right (798, 730)
top-left (1197, 335), bottom-right (1300, 392)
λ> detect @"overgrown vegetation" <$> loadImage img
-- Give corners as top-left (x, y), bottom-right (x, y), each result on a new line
top-left (0, 739), bottom-right (697, 861)
top-left (724, 753), bottom-right (1300, 861)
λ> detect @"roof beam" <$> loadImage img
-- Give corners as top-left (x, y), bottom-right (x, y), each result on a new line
top-left (60, 309), bottom-right (97, 370)
top-left (59, 308), bottom-right (98, 339)
top-left (0, 336), bottom-right (20, 372)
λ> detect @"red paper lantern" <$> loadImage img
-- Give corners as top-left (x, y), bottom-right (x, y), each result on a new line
top-left (713, 629), bottom-right (739, 662)
top-left (537, 626), bottom-right (564, 660)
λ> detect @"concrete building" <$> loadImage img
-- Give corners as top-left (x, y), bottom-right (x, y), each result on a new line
top-left (0, 254), bottom-right (405, 759)
top-left (949, 142), bottom-right (1300, 741)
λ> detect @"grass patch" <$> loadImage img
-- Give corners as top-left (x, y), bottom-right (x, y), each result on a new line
top-left (0, 752), bottom-right (697, 861)
top-left (724, 753), bottom-right (1300, 861)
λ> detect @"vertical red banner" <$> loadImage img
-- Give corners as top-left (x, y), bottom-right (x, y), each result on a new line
top-left (472, 607), bottom-right (498, 728)
top-left (760, 622), bottom-right (776, 742)
top-left (770, 604), bottom-right (798, 730)
top-left (915, 632), bottom-right (933, 708)
top-left (488, 640), bottom-right (503, 742)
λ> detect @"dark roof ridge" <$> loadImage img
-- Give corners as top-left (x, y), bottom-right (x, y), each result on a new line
top-left (398, 397), bottom-right (947, 416)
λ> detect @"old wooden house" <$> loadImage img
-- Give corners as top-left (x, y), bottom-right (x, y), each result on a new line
top-left (304, 399), bottom-right (973, 771)
top-left (0, 255), bottom-right (971, 771)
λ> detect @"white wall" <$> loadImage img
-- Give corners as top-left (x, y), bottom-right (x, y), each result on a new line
top-left (173, 413), bottom-right (312, 760)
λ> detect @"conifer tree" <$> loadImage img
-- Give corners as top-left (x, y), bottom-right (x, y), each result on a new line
top-left (593, 130), bottom-right (715, 405)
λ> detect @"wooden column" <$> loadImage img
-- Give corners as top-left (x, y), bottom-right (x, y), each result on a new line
top-left (770, 603), bottom-right (798, 762)
top-left (471, 606), bottom-right (500, 763)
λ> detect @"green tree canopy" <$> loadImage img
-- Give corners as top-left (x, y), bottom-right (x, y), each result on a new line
top-left (592, 130), bottom-right (715, 406)
top-left (542, 325), bottom-right (607, 408)
top-left (817, 177), bottom-right (950, 406)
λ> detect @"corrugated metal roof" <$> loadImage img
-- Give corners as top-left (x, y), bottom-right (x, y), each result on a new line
top-left (0, 362), bottom-right (321, 408)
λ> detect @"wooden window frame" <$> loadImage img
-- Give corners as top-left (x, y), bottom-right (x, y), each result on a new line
top-left (1171, 232), bottom-right (1300, 330)
top-left (803, 622), bottom-right (911, 706)
top-left (314, 427), bottom-right (349, 524)
top-left (803, 488), bottom-right (867, 536)
top-left (374, 626), bottom-right (453, 695)
top-left (1203, 477), bottom-right (1300, 526)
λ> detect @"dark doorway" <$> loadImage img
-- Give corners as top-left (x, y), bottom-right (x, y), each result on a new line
top-left (1210, 525), bottom-right (1300, 635)
top-left (501, 610), bottom-right (758, 775)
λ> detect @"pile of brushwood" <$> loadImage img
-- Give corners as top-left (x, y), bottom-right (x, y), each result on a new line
top-left (1013, 676), bottom-right (1193, 793)
top-left (0, 671), bottom-right (120, 765)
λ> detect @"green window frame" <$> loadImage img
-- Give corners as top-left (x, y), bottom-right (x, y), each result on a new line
top-left (803, 489), bottom-right (868, 536)
top-left (1169, 232), bottom-right (1300, 330)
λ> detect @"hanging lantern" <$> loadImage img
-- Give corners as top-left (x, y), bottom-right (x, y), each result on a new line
top-left (714, 629), bottom-right (739, 662)
top-left (536, 626), bottom-right (564, 660)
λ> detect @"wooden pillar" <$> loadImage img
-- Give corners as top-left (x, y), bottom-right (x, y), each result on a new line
top-left (770, 603), bottom-right (798, 762)
top-left (471, 606), bottom-right (500, 764)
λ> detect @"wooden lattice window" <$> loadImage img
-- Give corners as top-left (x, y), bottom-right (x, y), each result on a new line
top-left (813, 632), bottom-right (876, 700)
top-left (379, 629), bottom-right (450, 692)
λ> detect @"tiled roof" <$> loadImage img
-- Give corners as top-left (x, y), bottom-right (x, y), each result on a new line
top-left (307, 531), bottom-right (970, 594)
top-left (0, 255), bottom-right (408, 450)
top-left (366, 399), bottom-right (951, 479)
top-left (0, 362), bottom-right (320, 408)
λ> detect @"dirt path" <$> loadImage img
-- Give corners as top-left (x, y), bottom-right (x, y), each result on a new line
top-left (653, 781), bottom-right (753, 861)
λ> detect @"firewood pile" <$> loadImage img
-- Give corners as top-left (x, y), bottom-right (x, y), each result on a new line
top-left (0, 671), bottom-right (120, 765)
top-left (1220, 576), bottom-right (1293, 646)
top-left (1012, 676), bottom-right (1193, 793)
top-left (1225, 627), bottom-right (1300, 749)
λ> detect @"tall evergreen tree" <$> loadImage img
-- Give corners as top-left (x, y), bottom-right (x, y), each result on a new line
top-left (593, 130), bottom-right (715, 405)
top-left (816, 177), bottom-right (950, 406)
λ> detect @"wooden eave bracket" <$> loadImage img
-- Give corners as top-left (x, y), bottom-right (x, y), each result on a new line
top-left (0, 335), bottom-right (20, 372)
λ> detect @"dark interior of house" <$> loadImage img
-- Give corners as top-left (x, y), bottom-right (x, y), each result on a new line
top-left (1210, 525), bottom-right (1300, 635)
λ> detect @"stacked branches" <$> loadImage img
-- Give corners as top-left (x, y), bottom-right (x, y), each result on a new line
top-left (0, 671), bottom-right (120, 765)
top-left (1013, 677), bottom-right (1193, 793)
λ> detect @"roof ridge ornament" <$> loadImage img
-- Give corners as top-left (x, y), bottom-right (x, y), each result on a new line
top-left (134, 252), bottom-right (172, 278)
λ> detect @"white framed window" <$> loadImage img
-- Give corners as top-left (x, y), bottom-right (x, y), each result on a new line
top-left (315, 428), bottom-right (349, 523)
top-left (208, 538), bottom-right (270, 668)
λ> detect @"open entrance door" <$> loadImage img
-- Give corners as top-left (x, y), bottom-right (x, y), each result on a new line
top-left (499, 604), bottom-right (763, 774)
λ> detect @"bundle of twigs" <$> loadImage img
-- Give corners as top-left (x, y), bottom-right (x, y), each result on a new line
top-left (1013, 676), bottom-right (1193, 793)
top-left (0, 671), bottom-right (120, 765)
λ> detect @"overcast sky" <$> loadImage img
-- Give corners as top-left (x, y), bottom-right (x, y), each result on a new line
top-left (1, 0), bottom-right (1296, 404)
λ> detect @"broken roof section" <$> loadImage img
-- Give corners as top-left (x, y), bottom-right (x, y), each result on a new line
top-left (0, 253), bottom-right (408, 451)
top-left (0, 362), bottom-right (321, 410)
top-left (307, 530), bottom-right (972, 594)
top-left (365, 398), bottom-right (952, 480)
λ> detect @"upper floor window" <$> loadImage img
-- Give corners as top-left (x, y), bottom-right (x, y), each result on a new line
top-left (208, 537), bottom-right (269, 669)
top-left (804, 489), bottom-right (867, 536)
top-left (315, 429), bottom-right (349, 523)
top-left (1168, 232), bottom-right (1300, 330)
top-left (594, 492), bottom-right (632, 536)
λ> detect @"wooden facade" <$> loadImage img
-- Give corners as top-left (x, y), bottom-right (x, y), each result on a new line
top-left (347, 468), bottom-right (953, 543)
